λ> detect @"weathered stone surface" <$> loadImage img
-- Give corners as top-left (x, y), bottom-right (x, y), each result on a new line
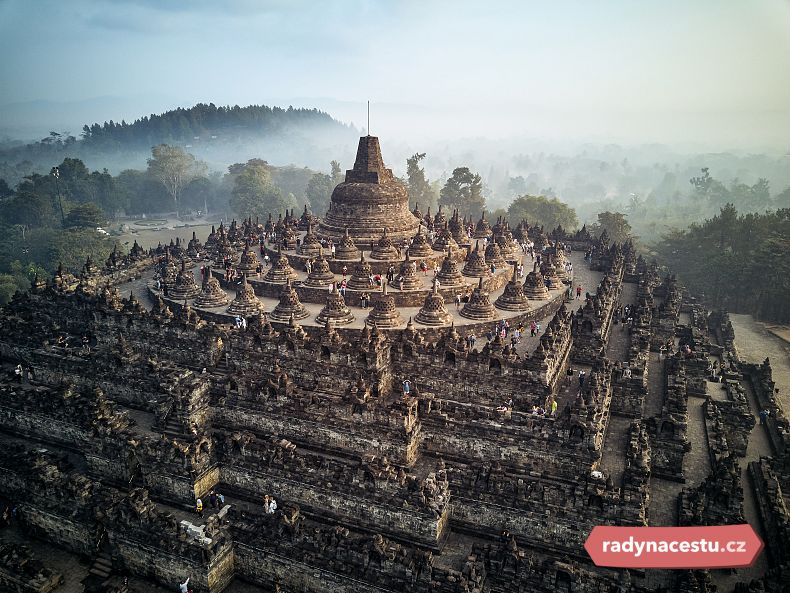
top-left (415, 281), bottom-right (453, 326)
top-left (318, 136), bottom-right (419, 244)
top-left (315, 284), bottom-right (355, 326)
top-left (269, 279), bottom-right (309, 322)
top-left (226, 276), bottom-right (264, 317)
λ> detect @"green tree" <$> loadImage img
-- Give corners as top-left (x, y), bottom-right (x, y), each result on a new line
top-left (115, 169), bottom-right (170, 215)
top-left (64, 203), bottom-right (105, 228)
top-left (775, 186), bottom-right (790, 209)
top-left (594, 211), bottom-right (632, 243)
top-left (146, 144), bottom-right (207, 216)
top-left (330, 160), bottom-right (343, 185)
top-left (690, 167), bottom-right (730, 206)
top-left (507, 195), bottom-right (578, 230)
top-left (230, 164), bottom-right (294, 219)
top-left (305, 172), bottom-right (335, 216)
top-left (439, 167), bottom-right (484, 217)
top-left (406, 153), bottom-right (438, 212)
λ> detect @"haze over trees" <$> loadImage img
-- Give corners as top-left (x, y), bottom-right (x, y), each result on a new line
top-left (507, 195), bottom-right (578, 231)
top-left (230, 162), bottom-right (294, 220)
top-left (0, 102), bottom-right (357, 186)
top-left (654, 205), bottom-right (790, 323)
top-left (147, 144), bottom-right (207, 217)
top-left (439, 167), bottom-right (484, 217)
top-left (406, 153), bottom-right (439, 214)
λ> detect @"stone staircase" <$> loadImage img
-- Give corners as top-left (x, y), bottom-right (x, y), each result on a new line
top-left (87, 550), bottom-right (113, 582)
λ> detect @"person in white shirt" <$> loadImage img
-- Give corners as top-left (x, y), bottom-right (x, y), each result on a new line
top-left (264, 494), bottom-right (277, 514)
top-left (179, 577), bottom-right (190, 593)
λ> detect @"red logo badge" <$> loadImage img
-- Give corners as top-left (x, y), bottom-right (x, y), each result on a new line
top-left (584, 525), bottom-right (763, 569)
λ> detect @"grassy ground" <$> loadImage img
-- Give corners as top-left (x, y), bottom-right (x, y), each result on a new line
top-left (107, 218), bottom-right (219, 251)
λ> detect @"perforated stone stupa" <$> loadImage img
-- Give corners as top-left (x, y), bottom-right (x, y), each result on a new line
top-left (315, 284), bottom-right (355, 326)
top-left (495, 264), bottom-right (531, 311)
top-left (194, 275), bottom-right (230, 308)
top-left (269, 279), bottom-right (309, 322)
top-left (226, 276), bottom-right (264, 316)
top-left (365, 282), bottom-right (402, 328)
top-left (415, 280), bottom-right (453, 326)
top-left (523, 263), bottom-right (550, 300)
top-left (459, 278), bottom-right (498, 321)
top-left (318, 136), bottom-right (419, 244)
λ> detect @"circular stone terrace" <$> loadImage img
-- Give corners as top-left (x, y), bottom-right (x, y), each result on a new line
top-left (146, 227), bottom-right (603, 353)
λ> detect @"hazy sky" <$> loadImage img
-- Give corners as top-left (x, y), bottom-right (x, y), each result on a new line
top-left (1, 0), bottom-right (789, 149)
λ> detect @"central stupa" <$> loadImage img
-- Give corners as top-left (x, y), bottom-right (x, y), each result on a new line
top-left (318, 136), bottom-right (419, 244)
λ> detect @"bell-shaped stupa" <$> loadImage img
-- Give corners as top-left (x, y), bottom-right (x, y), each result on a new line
top-left (318, 136), bottom-right (419, 244)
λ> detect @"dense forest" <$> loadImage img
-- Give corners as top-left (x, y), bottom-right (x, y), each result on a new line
top-left (0, 103), bottom-right (356, 186)
top-left (654, 205), bottom-right (790, 324)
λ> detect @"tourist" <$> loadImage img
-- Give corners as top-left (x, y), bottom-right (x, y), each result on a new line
top-left (759, 409), bottom-right (769, 425)
top-left (342, 265), bottom-right (348, 278)
top-left (195, 498), bottom-right (204, 518)
top-left (466, 333), bottom-right (476, 349)
top-left (339, 279), bottom-right (347, 297)
top-left (179, 577), bottom-right (190, 593)
top-left (386, 265), bottom-right (395, 283)
top-left (455, 294), bottom-right (461, 309)
top-left (209, 491), bottom-right (218, 509)
top-left (256, 264), bottom-right (262, 278)
top-left (551, 399), bottom-right (558, 417)
top-left (578, 370), bottom-right (586, 388)
top-left (420, 261), bottom-right (428, 275)
top-left (263, 495), bottom-right (277, 514)
top-left (217, 492), bottom-right (225, 507)
top-left (360, 292), bottom-right (369, 309)
top-left (490, 263), bottom-right (496, 274)
top-left (14, 364), bottom-right (22, 383)
top-left (530, 321), bottom-right (537, 337)
top-left (576, 285), bottom-right (582, 299)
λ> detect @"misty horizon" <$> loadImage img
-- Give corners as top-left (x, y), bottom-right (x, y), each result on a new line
top-left (2, 0), bottom-right (789, 153)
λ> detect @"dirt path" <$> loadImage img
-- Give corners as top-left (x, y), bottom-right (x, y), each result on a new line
top-left (730, 314), bottom-right (790, 412)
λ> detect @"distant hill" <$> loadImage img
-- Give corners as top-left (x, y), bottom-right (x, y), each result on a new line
top-left (78, 103), bottom-right (347, 149)
top-left (0, 102), bottom-right (357, 185)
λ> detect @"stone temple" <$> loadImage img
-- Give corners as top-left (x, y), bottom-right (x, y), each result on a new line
top-left (0, 136), bottom-right (788, 593)
top-left (318, 135), bottom-right (419, 244)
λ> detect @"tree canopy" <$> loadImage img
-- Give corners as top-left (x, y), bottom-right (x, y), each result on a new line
top-left (146, 145), bottom-right (207, 216)
top-left (229, 163), bottom-right (295, 219)
top-left (439, 167), bottom-right (484, 218)
top-left (654, 205), bottom-right (790, 323)
top-left (507, 195), bottom-right (578, 231)
top-left (592, 211), bottom-right (632, 244)
top-left (406, 153), bottom-right (438, 213)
